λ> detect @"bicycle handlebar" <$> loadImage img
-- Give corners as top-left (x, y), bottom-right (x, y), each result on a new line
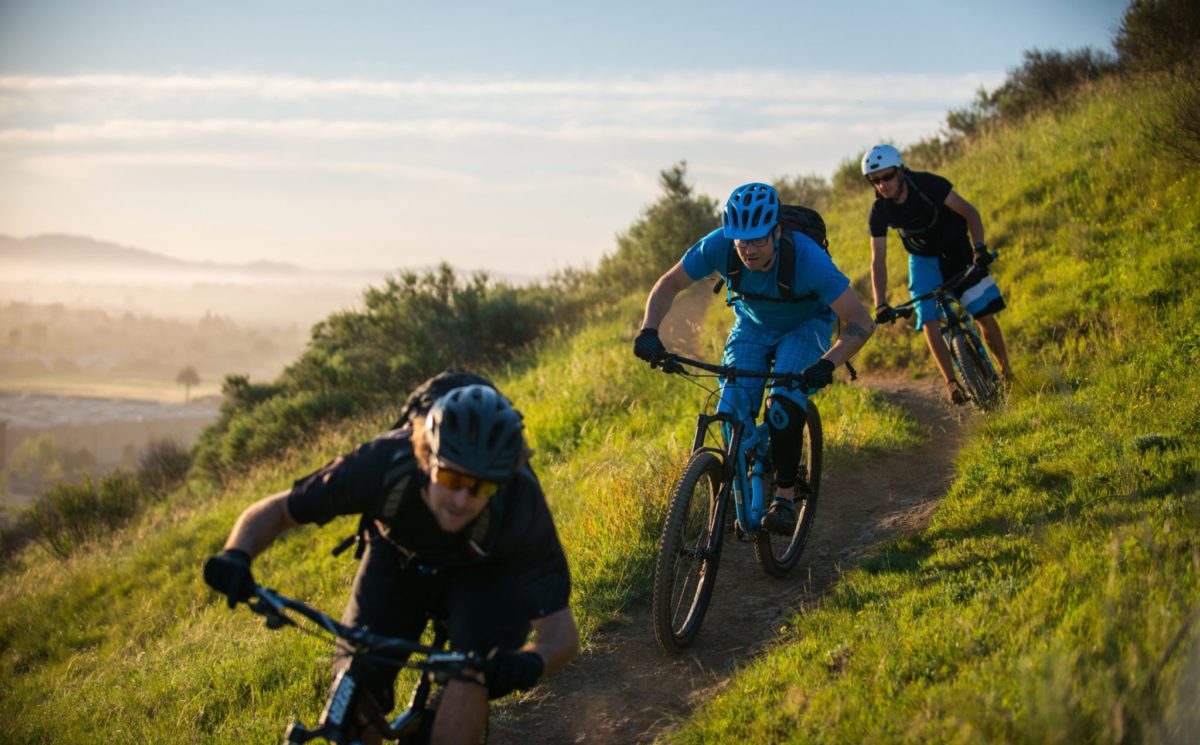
top-left (246, 584), bottom-right (483, 678)
top-left (656, 352), bottom-right (810, 388)
top-left (884, 255), bottom-right (997, 322)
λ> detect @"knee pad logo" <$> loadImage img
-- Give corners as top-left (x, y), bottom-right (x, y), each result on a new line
top-left (767, 400), bottom-right (791, 429)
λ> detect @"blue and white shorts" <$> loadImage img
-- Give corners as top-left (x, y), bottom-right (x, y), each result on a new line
top-left (908, 253), bottom-right (1006, 330)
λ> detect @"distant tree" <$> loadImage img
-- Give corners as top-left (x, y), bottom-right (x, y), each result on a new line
top-left (175, 365), bottom-right (201, 402)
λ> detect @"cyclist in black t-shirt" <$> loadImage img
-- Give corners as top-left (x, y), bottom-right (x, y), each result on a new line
top-left (203, 374), bottom-right (578, 744)
top-left (862, 144), bottom-right (1014, 404)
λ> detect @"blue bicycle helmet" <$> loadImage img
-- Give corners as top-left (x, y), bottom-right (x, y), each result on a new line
top-left (425, 384), bottom-right (525, 480)
top-left (722, 183), bottom-right (779, 240)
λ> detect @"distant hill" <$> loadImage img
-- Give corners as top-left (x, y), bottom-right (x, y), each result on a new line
top-left (0, 233), bottom-right (307, 278)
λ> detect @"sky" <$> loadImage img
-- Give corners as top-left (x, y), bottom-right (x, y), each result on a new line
top-left (0, 0), bottom-right (1130, 276)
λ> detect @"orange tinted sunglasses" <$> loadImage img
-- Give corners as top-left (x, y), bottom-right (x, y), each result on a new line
top-left (431, 466), bottom-right (500, 498)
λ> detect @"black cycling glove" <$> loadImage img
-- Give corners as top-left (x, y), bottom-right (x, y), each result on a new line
top-left (874, 304), bottom-right (896, 324)
top-left (483, 648), bottom-right (545, 698)
top-left (972, 244), bottom-right (993, 267)
top-left (633, 328), bottom-right (667, 365)
top-left (800, 359), bottom-right (836, 392)
top-left (203, 548), bottom-right (256, 608)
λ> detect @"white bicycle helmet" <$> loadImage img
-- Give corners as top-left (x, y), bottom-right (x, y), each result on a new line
top-left (861, 144), bottom-right (904, 175)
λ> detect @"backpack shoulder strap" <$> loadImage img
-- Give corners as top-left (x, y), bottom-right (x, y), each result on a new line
top-left (724, 240), bottom-right (745, 294)
top-left (332, 434), bottom-right (419, 560)
top-left (775, 232), bottom-right (797, 298)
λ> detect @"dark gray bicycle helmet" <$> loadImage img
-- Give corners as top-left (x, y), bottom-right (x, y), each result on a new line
top-left (425, 384), bottom-right (525, 480)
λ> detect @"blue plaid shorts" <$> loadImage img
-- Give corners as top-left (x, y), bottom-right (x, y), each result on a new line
top-left (718, 315), bottom-right (833, 429)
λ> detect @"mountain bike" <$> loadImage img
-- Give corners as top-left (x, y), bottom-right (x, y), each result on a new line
top-left (889, 263), bottom-right (1004, 411)
top-left (648, 352), bottom-right (823, 654)
top-left (242, 583), bottom-right (487, 744)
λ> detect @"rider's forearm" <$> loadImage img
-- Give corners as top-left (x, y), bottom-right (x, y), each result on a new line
top-left (870, 251), bottom-right (888, 306)
top-left (526, 607), bottom-right (580, 677)
top-left (640, 263), bottom-right (693, 330)
top-left (223, 490), bottom-right (299, 558)
top-left (823, 320), bottom-right (874, 367)
top-left (640, 286), bottom-right (675, 330)
top-left (967, 215), bottom-right (985, 247)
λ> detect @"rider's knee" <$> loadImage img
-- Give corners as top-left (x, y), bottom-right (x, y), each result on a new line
top-left (765, 395), bottom-right (805, 439)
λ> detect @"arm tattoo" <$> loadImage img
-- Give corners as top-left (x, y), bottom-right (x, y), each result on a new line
top-left (842, 322), bottom-right (871, 341)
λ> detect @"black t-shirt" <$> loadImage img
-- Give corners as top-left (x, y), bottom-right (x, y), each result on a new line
top-left (868, 170), bottom-right (972, 259)
top-left (286, 427), bottom-right (571, 618)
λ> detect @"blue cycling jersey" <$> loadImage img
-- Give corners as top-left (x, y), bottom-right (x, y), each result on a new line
top-left (681, 227), bottom-right (850, 334)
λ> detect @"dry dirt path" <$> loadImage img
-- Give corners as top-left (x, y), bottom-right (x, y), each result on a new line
top-left (490, 291), bottom-right (970, 744)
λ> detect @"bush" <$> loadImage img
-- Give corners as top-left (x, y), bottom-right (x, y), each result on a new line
top-left (1115, 0), bottom-right (1200, 74)
top-left (137, 438), bottom-right (192, 497)
top-left (831, 151), bottom-right (867, 197)
top-left (23, 472), bottom-right (145, 559)
top-left (192, 263), bottom-right (578, 483)
top-left (947, 48), bottom-right (1117, 138)
top-left (1146, 63), bottom-right (1200, 166)
top-left (772, 173), bottom-right (831, 212)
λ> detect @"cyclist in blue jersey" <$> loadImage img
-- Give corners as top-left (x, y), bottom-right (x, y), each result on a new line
top-left (633, 182), bottom-right (875, 535)
top-left (862, 144), bottom-right (1014, 404)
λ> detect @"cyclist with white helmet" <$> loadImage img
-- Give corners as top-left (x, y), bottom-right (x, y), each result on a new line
top-left (633, 182), bottom-right (875, 534)
top-left (203, 373), bottom-right (578, 745)
top-left (862, 144), bottom-right (1013, 404)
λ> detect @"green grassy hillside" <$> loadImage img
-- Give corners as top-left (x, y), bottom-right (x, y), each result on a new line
top-left (667, 75), bottom-right (1200, 743)
top-left (2, 72), bottom-right (1196, 744)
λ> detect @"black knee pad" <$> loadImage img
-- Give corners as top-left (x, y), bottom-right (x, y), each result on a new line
top-left (765, 396), bottom-right (805, 487)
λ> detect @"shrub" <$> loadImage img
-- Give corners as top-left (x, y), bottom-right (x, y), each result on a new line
top-left (1146, 63), bottom-right (1200, 166)
top-left (948, 48), bottom-right (1118, 140)
top-left (772, 173), bottom-right (831, 212)
top-left (137, 438), bottom-right (192, 497)
top-left (23, 472), bottom-right (145, 559)
top-left (831, 151), bottom-right (867, 197)
top-left (1115, 0), bottom-right (1200, 74)
top-left (192, 263), bottom-right (577, 483)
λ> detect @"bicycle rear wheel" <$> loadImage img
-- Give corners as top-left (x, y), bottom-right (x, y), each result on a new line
top-left (652, 450), bottom-right (726, 654)
top-left (951, 332), bottom-right (1001, 411)
top-left (755, 402), bottom-right (823, 577)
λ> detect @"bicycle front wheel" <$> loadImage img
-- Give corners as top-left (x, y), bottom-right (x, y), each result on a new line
top-left (755, 402), bottom-right (823, 577)
top-left (951, 332), bottom-right (1001, 410)
top-left (652, 450), bottom-right (726, 654)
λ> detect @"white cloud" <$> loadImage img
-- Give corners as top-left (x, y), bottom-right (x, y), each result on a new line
top-left (0, 70), bottom-right (1001, 105)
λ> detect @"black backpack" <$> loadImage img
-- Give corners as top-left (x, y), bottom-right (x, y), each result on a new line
top-left (714, 203), bottom-right (829, 304)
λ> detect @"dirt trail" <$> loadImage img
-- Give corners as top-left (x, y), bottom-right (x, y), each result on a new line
top-left (490, 290), bottom-right (968, 744)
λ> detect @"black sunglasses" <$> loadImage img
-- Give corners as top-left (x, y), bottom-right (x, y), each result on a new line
top-left (867, 169), bottom-right (899, 186)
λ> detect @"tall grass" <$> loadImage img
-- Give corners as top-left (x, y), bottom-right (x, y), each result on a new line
top-left (667, 74), bottom-right (1200, 744)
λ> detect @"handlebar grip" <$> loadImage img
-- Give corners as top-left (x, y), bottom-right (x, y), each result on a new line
top-left (895, 307), bottom-right (915, 319)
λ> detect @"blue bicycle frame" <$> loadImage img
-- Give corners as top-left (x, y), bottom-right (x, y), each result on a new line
top-left (684, 371), bottom-right (808, 535)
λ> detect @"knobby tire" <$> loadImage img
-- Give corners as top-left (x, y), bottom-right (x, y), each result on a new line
top-left (754, 402), bottom-right (823, 577)
top-left (951, 332), bottom-right (1000, 411)
top-left (652, 450), bottom-right (726, 654)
